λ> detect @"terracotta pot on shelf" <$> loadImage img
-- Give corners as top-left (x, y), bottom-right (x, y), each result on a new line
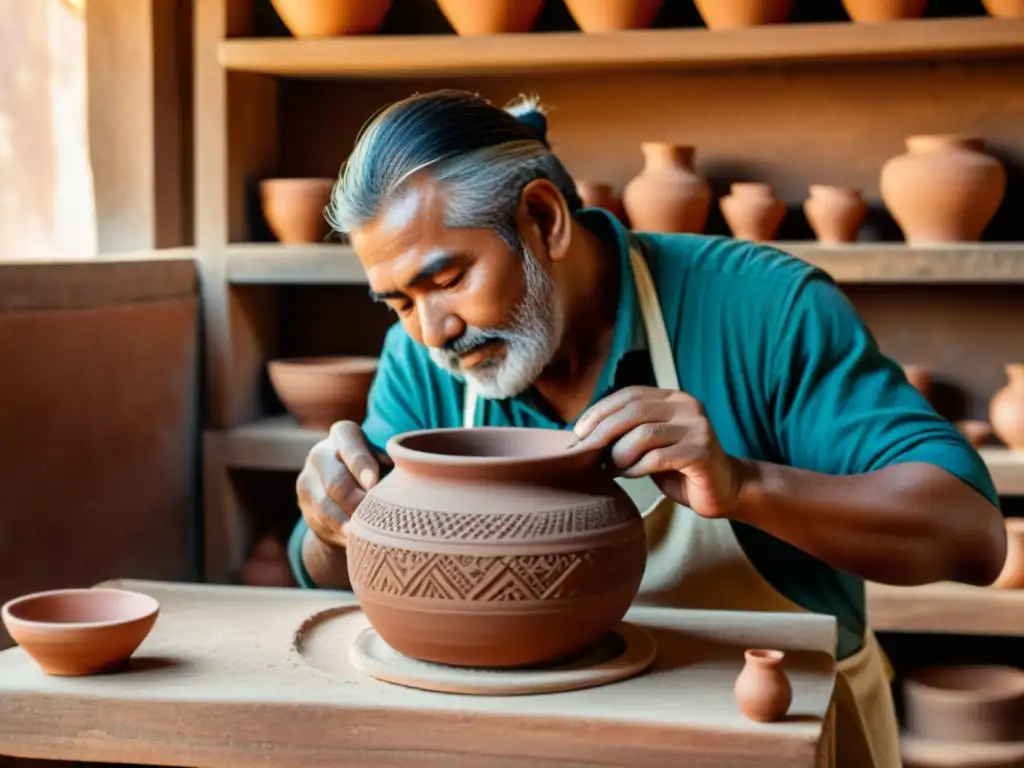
top-left (345, 427), bottom-right (647, 668)
top-left (693, 0), bottom-right (793, 29)
top-left (622, 142), bottom-right (711, 233)
top-left (804, 185), bottom-right (867, 244)
top-left (992, 518), bottom-right (1024, 589)
top-left (564, 0), bottom-right (664, 31)
top-left (720, 182), bottom-right (786, 242)
top-left (901, 364), bottom-right (932, 402)
top-left (267, 356), bottom-right (379, 430)
top-left (734, 649), bottom-right (793, 722)
top-left (259, 178), bottom-right (335, 244)
top-left (981, 0), bottom-right (1024, 18)
top-left (436, 0), bottom-right (545, 35)
top-left (575, 180), bottom-right (628, 225)
top-left (879, 135), bottom-right (1006, 244)
top-left (903, 665), bottom-right (1024, 742)
top-left (841, 0), bottom-right (927, 21)
top-left (955, 419), bottom-right (992, 449)
top-left (990, 364), bottom-right (1024, 450)
top-left (269, 0), bottom-right (391, 37)
top-left (240, 536), bottom-right (297, 588)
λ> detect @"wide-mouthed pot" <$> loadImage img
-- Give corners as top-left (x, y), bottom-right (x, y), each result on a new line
top-left (346, 427), bottom-right (647, 668)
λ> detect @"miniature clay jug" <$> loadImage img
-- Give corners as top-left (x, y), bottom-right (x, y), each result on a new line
top-left (734, 649), bottom-right (793, 722)
top-left (880, 135), bottom-right (1007, 244)
top-left (981, 0), bottom-right (1024, 17)
top-left (990, 364), bottom-right (1024, 450)
top-left (564, 0), bottom-right (665, 31)
top-left (269, 0), bottom-right (391, 37)
top-left (240, 536), bottom-right (296, 588)
top-left (992, 518), bottom-right (1024, 589)
top-left (346, 427), bottom-right (647, 668)
top-left (623, 143), bottom-right (711, 233)
top-left (576, 180), bottom-right (628, 225)
top-left (436, 0), bottom-right (545, 34)
top-left (841, 0), bottom-right (927, 21)
top-left (720, 182), bottom-right (786, 242)
top-left (804, 185), bottom-right (867, 244)
top-left (693, 0), bottom-right (793, 28)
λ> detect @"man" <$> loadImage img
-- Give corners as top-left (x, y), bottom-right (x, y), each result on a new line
top-left (289, 89), bottom-right (1006, 766)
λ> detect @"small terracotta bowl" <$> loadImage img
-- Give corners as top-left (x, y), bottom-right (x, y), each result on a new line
top-left (903, 664), bottom-right (1024, 743)
top-left (268, 356), bottom-right (379, 430)
top-left (1, 588), bottom-right (159, 676)
top-left (259, 178), bottom-right (335, 244)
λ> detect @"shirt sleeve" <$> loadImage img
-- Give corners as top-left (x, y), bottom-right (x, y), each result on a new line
top-left (769, 272), bottom-right (999, 507)
top-left (288, 322), bottom-right (429, 588)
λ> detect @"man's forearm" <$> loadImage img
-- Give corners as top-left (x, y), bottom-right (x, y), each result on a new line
top-left (730, 459), bottom-right (1007, 587)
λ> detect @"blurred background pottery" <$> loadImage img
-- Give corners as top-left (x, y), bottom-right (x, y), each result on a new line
top-left (564, 0), bottom-right (664, 31)
top-left (623, 143), bottom-right (711, 233)
top-left (240, 536), bottom-right (297, 588)
top-left (1, 588), bottom-right (159, 676)
top-left (720, 182), bottom-right (786, 242)
top-left (903, 664), bottom-right (1024, 742)
top-left (436, 0), bottom-right (545, 34)
top-left (734, 649), bottom-right (792, 722)
top-left (955, 419), bottom-right (992, 449)
top-left (841, 0), bottom-right (927, 21)
top-left (992, 518), bottom-right (1024, 589)
top-left (901, 363), bottom-right (932, 402)
top-left (693, 0), bottom-right (793, 28)
top-left (259, 178), bottom-right (335, 244)
top-left (576, 180), bottom-right (628, 225)
top-left (804, 185), bottom-right (867, 244)
top-left (982, 0), bottom-right (1024, 17)
top-left (269, 0), bottom-right (392, 37)
top-left (267, 356), bottom-right (379, 430)
top-left (990, 364), bottom-right (1024, 449)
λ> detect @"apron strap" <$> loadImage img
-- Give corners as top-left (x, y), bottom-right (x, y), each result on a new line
top-left (628, 243), bottom-right (681, 392)
top-left (463, 384), bottom-right (478, 428)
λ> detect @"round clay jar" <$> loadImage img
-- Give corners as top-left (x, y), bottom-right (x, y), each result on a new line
top-left (879, 135), bottom-right (1006, 244)
top-left (804, 185), bottom-right (867, 244)
top-left (992, 518), bottom-right (1024, 589)
top-left (841, 0), bottom-right (927, 21)
top-left (982, 0), bottom-right (1024, 18)
top-left (623, 142), bottom-right (711, 233)
top-left (693, 0), bottom-right (793, 28)
top-left (436, 0), bottom-right (545, 35)
top-left (734, 649), bottom-right (793, 722)
top-left (564, 0), bottom-right (665, 31)
top-left (990, 364), bottom-right (1024, 450)
top-left (269, 0), bottom-right (392, 37)
top-left (345, 427), bottom-right (647, 668)
top-left (720, 182), bottom-right (786, 242)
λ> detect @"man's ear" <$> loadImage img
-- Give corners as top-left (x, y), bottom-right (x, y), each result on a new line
top-left (519, 178), bottom-right (573, 263)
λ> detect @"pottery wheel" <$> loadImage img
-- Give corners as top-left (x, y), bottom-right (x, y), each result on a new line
top-left (349, 621), bottom-right (657, 696)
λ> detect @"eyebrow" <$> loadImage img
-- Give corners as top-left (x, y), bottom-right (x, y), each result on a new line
top-left (368, 252), bottom-right (461, 302)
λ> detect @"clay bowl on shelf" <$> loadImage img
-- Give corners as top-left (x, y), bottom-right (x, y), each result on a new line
top-left (267, 356), bottom-right (379, 430)
top-left (903, 665), bottom-right (1024, 743)
top-left (259, 178), bottom-right (335, 244)
top-left (1, 588), bottom-right (159, 676)
top-left (269, 0), bottom-right (392, 37)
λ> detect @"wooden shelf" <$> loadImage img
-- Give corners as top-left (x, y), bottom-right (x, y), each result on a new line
top-left (867, 580), bottom-right (1024, 637)
top-left (218, 17), bottom-right (1024, 79)
top-left (980, 447), bottom-right (1024, 496)
top-left (225, 243), bottom-right (1024, 286)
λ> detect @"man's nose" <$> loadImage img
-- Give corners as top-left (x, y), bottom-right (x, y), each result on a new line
top-left (418, 297), bottom-right (462, 349)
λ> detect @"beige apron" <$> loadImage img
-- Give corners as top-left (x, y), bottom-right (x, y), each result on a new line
top-left (463, 245), bottom-right (902, 768)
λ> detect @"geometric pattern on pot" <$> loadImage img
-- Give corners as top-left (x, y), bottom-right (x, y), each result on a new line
top-left (347, 536), bottom-right (647, 602)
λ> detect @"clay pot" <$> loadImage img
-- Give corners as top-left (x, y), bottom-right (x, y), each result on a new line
top-left (436, 0), bottom-right (545, 35)
top-left (990, 364), bottom-right (1024, 450)
top-left (982, 0), bottom-right (1024, 17)
top-left (575, 180), bottom-right (628, 225)
top-left (564, 0), bottom-right (664, 31)
top-left (903, 665), bottom-right (1024, 742)
top-left (693, 0), bottom-right (793, 29)
top-left (240, 536), bottom-right (297, 588)
top-left (880, 135), bottom-right (1007, 244)
top-left (992, 518), bottom-right (1024, 589)
top-left (1, 588), bottom-right (159, 676)
top-left (841, 0), bottom-right (927, 21)
top-left (623, 143), bottom-right (711, 233)
top-left (259, 178), bottom-right (335, 244)
top-left (955, 419), bottom-right (992, 449)
top-left (268, 356), bottom-right (379, 430)
top-left (345, 427), bottom-right (647, 668)
top-left (804, 185), bottom-right (867, 244)
top-left (734, 649), bottom-right (793, 722)
top-left (269, 0), bottom-right (391, 37)
top-left (901, 364), bottom-right (932, 402)
top-left (720, 182), bottom-right (786, 242)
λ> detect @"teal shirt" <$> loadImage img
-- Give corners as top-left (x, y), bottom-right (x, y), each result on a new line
top-left (288, 208), bottom-right (999, 659)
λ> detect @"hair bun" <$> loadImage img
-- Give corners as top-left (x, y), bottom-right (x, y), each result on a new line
top-left (515, 109), bottom-right (549, 146)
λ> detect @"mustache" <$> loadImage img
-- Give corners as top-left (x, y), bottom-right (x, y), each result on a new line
top-left (441, 326), bottom-right (507, 357)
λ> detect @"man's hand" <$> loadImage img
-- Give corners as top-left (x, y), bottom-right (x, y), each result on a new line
top-left (573, 386), bottom-right (755, 518)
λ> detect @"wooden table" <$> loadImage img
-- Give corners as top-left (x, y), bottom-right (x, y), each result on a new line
top-left (0, 579), bottom-right (838, 767)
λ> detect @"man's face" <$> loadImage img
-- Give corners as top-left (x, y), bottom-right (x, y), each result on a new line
top-left (351, 179), bottom-right (564, 399)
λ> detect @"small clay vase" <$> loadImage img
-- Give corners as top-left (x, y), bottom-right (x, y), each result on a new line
top-left (240, 536), bottom-right (297, 588)
top-left (436, 0), bottom-right (545, 34)
top-left (720, 182), bottom-right (786, 242)
top-left (268, 356), bottom-right (379, 430)
top-left (841, 0), bottom-right (927, 21)
top-left (956, 419), bottom-right (993, 449)
top-left (901, 364), bottom-right (932, 402)
top-left (346, 427), bottom-right (647, 668)
top-left (992, 518), bottom-right (1024, 589)
top-left (804, 185), bottom-right (867, 244)
top-left (259, 178), bottom-right (335, 244)
top-left (623, 143), bottom-right (711, 233)
top-left (693, 0), bottom-right (793, 29)
top-left (990, 364), bottom-right (1024, 450)
top-left (564, 0), bottom-right (665, 31)
top-left (880, 135), bottom-right (1007, 244)
top-left (734, 649), bottom-right (793, 722)
top-left (981, 0), bottom-right (1024, 18)
top-left (269, 0), bottom-right (391, 37)
top-left (903, 664), bottom-right (1024, 742)
top-left (575, 180), bottom-right (628, 225)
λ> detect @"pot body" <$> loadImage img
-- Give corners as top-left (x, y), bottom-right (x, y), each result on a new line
top-left (694, 0), bottom-right (793, 28)
top-left (841, 0), bottom-right (927, 21)
top-left (904, 665), bottom-right (1024, 742)
top-left (436, 0), bottom-right (545, 34)
top-left (564, 0), bottom-right (664, 31)
top-left (270, 0), bottom-right (391, 37)
top-left (623, 143), bottom-right (711, 233)
top-left (804, 185), bottom-right (867, 244)
top-left (734, 650), bottom-right (793, 722)
top-left (346, 428), bottom-right (647, 668)
top-left (720, 182), bottom-right (786, 242)
top-left (267, 356), bottom-right (379, 430)
top-left (880, 135), bottom-right (1006, 244)
top-left (982, 0), bottom-right (1024, 17)
top-left (990, 364), bottom-right (1024, 450)
top-left (259, 178), bottom-right (335, 244)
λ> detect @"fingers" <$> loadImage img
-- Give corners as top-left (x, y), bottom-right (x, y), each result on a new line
top-left (330, 421), bottom-right (380, 490)
top-left (296, 459), bottom-right (348, 547)
top-left (574, 386), bottom-right (663, 440)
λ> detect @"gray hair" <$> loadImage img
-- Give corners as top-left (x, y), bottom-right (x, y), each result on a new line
top-left (326, 90), bottom-right (582, 248)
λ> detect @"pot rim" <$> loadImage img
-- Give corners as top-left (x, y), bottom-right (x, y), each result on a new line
top-left (1, 588), bottom-right (160, 631)
top-left (268, 355), bottom-right (379, 372)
